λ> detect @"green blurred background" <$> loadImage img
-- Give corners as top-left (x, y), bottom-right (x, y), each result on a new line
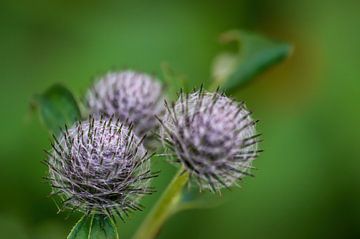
top-left (1, 0), bottom-right (359, 238)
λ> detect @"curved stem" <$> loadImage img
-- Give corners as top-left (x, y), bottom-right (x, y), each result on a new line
top-left (132, 168), bottom-right (189, 239)
top-left (133, 82), bottom-right (223, 239)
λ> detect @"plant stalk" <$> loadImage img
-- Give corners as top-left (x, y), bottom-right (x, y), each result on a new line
top-left (132, 168), bottom-right (189, 239)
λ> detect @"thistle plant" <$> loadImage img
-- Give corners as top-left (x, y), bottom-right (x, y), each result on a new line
top-left (44, 116), bottom-right (157, 220)
top-left (86, 71), bottom-right (164, 136)
top-left (33, 30), bottom-right (292, 239)
top-left (159, 89), bottom-right (261, 192)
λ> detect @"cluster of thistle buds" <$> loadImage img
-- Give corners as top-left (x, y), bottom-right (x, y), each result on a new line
top-left (45, 70), bottom-right (261, 218)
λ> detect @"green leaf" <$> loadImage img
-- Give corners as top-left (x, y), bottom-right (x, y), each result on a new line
top-left (89, 215), bottom-right (118, 239)
top-left (68, 215), bottom-right (119, 239)
top-left (32, 84), bottom-right (81, 135)
top-left (67, 215), bottom-right (91, 239)
top-left (213, 30), bottom-right (293, 91)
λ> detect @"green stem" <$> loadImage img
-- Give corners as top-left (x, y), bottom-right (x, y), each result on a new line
top-left (132, 168), bottom-right (189, 239)
top-left (133, 82), bottom-right (222, 239)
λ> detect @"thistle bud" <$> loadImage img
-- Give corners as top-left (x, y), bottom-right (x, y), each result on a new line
top-left (44, 116), bottom-right (157, 218)
top-left (160, 89), bottom-right (261, 191)
top-left (86, 71), bottom-right (164, 136)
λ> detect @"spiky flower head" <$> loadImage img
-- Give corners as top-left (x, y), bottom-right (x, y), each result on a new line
top-left (86, 71), bottom-right (164, 136)
top-left (45, 116), bottom-right (157, 218)
top-left (160, 88), bottom-right (261, 192)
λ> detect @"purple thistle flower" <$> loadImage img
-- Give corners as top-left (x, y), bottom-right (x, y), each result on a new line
top-left (44, 116), bottom-right (157, 219)
top-left (159, 88), bottom-right (262, 192)
top-left (86, 71), bottom-right (164, 136)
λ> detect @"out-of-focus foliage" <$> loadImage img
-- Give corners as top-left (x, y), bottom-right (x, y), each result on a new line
top-left (212, 30), bottom-right (292, 91)
top-left (32, 84), bottom-right (80, 135)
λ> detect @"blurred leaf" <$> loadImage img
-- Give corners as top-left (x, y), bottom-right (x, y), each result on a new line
top-left (213, 30), bottom-right (293, 91)
top-left (211, 52), bottom-right (239, 86)
top-left (68, 215), bottom-right (118, 239)
top-left (176, 187), bottom-right (224, 213)
top-left (32, 84), bottom-right (81, 135)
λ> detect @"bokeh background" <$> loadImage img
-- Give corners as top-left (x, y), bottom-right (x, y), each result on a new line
top-left (1, 0), bottom-right (359, 238)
